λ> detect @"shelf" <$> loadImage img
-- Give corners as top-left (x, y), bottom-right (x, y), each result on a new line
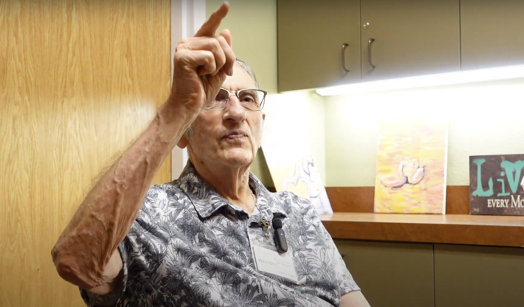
top-left (320, 212), bottom-right (524, 247)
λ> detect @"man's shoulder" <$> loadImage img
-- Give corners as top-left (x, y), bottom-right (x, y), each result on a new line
top-left (272, 190), bottom-right (311, 204)
top-left (269, 190), bottom-right (317, 217)
top-left (146, 180), bottom-right (184, 198)
top-left (140, 180), bottom-right (190, 213)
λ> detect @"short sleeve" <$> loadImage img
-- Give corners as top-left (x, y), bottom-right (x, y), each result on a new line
top-left (283, 191), bottom-right (361, 300)
top-left (307, 201), bottom-right (361, 297)
top-left (80, 242), bottom-right (129, 307)
top-left (320, 223), bottom-right (361, 295)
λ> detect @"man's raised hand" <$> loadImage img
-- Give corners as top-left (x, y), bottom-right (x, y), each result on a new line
top-left (169, 2), bottom-right (235, 115)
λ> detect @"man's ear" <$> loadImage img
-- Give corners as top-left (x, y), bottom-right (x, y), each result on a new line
top-left (177, 135), bottom-right (188, 149)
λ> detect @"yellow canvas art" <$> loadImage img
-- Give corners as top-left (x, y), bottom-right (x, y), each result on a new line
top-left (374, 119), bottom-right (448, 214)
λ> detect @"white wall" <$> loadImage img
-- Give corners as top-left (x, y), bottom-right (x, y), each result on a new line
top-left (325, 78), bottom-right (524, 186)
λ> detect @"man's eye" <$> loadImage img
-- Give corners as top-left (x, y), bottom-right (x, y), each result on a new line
top-left (215, 91), bottom-right (229, 101)
top-left (240, 95), bottom-right (256, 103)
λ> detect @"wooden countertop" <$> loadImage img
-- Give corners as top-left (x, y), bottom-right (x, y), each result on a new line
top-left (320, 212), bottom-right (524, 247)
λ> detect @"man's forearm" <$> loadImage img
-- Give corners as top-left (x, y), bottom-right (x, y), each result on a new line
top-left (340, 291), bottom-right (371, 307)
top-left (51, 102), bottom-right (193, 289)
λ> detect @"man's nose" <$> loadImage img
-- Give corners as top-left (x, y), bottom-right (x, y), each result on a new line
top-left (223, 96), bottom-right (246, 121)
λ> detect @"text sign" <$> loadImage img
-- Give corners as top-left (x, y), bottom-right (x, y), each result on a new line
top-left (470, 154), bottom-right (524, 216)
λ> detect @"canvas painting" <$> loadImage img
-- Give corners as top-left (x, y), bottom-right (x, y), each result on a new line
top-left (374, 119), bottom-right (448, 214)
top-left (262, 149), bottom-right (333, 216)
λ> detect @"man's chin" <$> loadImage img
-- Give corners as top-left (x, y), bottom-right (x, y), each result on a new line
top-left (220, 150), bottom-right (254, 167)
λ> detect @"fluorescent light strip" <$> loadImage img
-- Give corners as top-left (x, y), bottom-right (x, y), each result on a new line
top-left (316, 64), bottom-right (524, 96)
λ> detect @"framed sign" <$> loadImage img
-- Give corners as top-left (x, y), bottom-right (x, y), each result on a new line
top-left (470, 154), bottom-right (524, 216)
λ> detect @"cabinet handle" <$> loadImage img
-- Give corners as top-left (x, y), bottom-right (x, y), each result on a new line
top-left (342, 43), bottom-right (350, 73)
top-left (368, 38), bottom-right (376, 69)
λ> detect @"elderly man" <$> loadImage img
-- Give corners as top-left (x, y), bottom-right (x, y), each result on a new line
top-left (52, 3), bottom-right (369, 307)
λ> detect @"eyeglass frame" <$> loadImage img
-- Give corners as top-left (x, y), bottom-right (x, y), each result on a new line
top-left (205, 88), bottom-right (267, 111)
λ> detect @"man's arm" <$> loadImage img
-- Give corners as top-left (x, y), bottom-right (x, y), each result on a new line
top-left (340, 291), bottom-right (371, 307)
top-left (51, 2), bottom-right (235, 294)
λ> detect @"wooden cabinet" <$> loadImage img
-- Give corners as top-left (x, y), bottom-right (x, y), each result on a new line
top-left (334, 240), bottom-right (524, 307)
top-left (277, 0), bottom-right (360, 92)
top-left (461, 0), bottom-right (524, 71)
top-left (277, 0), bottom-right (460, 91)
top-left (278, 0), bottom-right (524, 91)
top-left (434, 244), bottom-right (524, 307)
top-left (335, 240), bottom-right (435, 307)
top-left (360, 0), bottom-right (460, 82)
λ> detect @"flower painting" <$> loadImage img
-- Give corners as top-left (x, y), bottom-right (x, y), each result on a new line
top-left (374, 119), bottom-right (448, 214)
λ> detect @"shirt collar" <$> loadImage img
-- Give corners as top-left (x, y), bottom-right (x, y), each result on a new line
top-left (177, 162), bottom-right (287, 220)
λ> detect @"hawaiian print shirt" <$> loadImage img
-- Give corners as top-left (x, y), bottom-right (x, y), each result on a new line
top-left (81, 162), bottom-right (359, 307)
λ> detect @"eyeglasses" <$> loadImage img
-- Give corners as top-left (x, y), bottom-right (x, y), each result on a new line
top-left (206, 88), bottom-right (267, 111)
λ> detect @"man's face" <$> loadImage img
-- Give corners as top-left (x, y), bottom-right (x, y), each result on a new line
top-left (182, 62), bottom-right (265, 169)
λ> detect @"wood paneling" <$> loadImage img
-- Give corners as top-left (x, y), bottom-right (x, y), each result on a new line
top-left (0, 1), bottom-right (171, 306)
top-left (326, 186), bottom-right (470, 214)
top-left (322, 212), bottom-right (524, 247)
top-left (445, 185), bottom-right (470, 214)
top-left (326, 186), bottom-right (375, 212)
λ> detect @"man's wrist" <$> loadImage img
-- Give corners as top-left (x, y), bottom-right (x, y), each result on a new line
top-left (158, 98), bottom-right (197, 125)
top-left (154, 99), bottom-right (198, 144)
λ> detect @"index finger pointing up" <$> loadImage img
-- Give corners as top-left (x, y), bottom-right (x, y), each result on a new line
top-left (195, 2), bottom-right (229, 37)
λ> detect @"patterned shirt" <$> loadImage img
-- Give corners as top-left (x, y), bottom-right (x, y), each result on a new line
top-left (81, 162), bottom-right (359, 307)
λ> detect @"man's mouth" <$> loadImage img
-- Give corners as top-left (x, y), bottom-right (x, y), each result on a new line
top-left (222, 131), bottom-right (247, 140)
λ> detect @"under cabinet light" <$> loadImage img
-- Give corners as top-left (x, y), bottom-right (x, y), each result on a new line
top-left (315, 64), bottom-right (524, 96)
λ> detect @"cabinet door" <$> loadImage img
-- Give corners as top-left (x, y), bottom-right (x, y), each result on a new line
top-left (335, 240), bottom-right (434, 307)
top-left (435, 244), bottom-right (524, 307)
top-left (361, 0), bottom-right (460, 82)
top-left (461, 0), bottom-right (524, 70)
top-left (277, 0), bottom-right (360, 92)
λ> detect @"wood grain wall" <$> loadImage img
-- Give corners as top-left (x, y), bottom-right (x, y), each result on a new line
top-left (0, 0), bottom-right (171, 306)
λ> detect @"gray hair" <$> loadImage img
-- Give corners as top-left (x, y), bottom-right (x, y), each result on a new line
top-left (235, 58), bottom-right (259, 89)
top-left (184, 58), bottom-right (259, 139)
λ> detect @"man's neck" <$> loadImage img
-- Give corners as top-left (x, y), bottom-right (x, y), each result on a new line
top-left (190, 159), bottom-right (256, 214)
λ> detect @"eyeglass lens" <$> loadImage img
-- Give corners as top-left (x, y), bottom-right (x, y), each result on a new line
top-left (215, 89), bottom-right (230, 102)
top-left (216, 89), bottom-right (261, 102)
top-left (209, 88), bottom-right (266, 110)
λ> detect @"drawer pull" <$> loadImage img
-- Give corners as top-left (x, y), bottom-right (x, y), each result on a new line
top-left (342, 43), bottom-right (350, 73)
top-left (368, 38), bottom-right (376, 69)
